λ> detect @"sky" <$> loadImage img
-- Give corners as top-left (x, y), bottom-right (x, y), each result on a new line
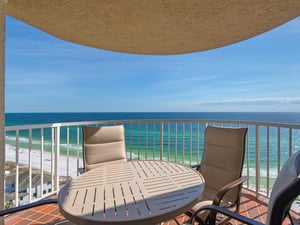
top-left (4, 16), bottom-right (300, 113)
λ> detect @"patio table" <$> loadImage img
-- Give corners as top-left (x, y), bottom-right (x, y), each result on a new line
top-left (58, 160), bottom-right (205, 225)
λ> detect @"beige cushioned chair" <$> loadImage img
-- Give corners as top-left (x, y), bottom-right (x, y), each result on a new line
top-left (185, 125), bottom-right (248, 224)
top-left (186, 150), bottom-right (300, 225)
top-left (82, 125), bottom-right (127, 171)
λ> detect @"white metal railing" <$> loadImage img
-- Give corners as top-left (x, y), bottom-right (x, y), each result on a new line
top-left (4, 119), bottom-right (300, 208)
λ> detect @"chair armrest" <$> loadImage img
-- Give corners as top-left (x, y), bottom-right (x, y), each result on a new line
top-left (185, 204), bottom-right (264, 225)
top-left (213, 176), bottom-right (249, 205)
top-left (191, 164), bottom-right (201, 170)
top-left (0, 198), bottom-right (57, 217)
top-left (78, 167), bottom-right (85, 175)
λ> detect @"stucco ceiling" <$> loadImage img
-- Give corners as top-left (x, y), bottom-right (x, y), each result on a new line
top-left (6, 0), bottom-right (300, 55)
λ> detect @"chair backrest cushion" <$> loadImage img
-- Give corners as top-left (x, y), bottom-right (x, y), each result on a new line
top-left (266, 151), bottom-right (300, 225)
top-left (199, 126), bottom-right (247, 203)
top-left (82, 125), bottom-right (127, 171)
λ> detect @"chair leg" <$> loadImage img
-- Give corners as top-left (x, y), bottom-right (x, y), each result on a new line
top-left (288, 211), bottom-right (294, 225)
top-left (218, 216), bottom-right (232, 225)
top-left (173, 218), bottom-right (181, 225)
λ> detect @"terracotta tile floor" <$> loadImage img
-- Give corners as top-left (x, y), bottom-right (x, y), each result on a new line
top-left (4, 189), bottom-right (300, 225)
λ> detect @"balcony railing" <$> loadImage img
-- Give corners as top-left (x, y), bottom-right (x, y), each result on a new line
top-left (4, 119), bottom-right (300, 208)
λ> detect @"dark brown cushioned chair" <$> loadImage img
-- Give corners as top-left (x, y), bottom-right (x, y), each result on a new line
top-left (185, 126), bottom-right (248, 224)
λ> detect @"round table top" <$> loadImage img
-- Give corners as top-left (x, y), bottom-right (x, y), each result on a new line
top-left (58, 160), bottom-right (205, 225)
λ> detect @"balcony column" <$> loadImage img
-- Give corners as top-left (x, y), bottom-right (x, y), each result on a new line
top-left (0, 0), bottom-right (5, 224)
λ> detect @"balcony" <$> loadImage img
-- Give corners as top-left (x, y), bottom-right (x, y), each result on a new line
top-left (3, 189), bottom-right (300, 224)
top-left (3, 119), bottom-right (300, 224)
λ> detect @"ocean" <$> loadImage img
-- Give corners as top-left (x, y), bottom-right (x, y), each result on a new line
top-left (5, 112), bottom-right (300, 126)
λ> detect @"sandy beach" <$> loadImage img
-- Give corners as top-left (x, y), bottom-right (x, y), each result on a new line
top-left (5, 144), bottom-right (83, 178)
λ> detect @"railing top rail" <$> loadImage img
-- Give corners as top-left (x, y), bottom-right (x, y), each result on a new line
top-left (5, 123), bottom-right (63, 131)
top-left (5, 119), bottom-right (300, 131)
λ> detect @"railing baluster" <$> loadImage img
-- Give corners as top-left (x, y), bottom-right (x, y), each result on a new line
top-left (153, 123), bottom-right (155, 160)
top-left (255, 125), bottom-right (260, 198)
top-left (190, 122), bottom-right (192, 166)
top-left (130, 122), bottom-right (133, 160)
top-left (277, 127), bottom-right (281, 174)
top-left (175, 122), bottom-right (177, 163)
top-left (138, 122), bottom-right (140, 160)
top-left (182, 123), bottom-right (185, 165)
top-left (51, 128), bottom-right (55, 195)
top-left (55, 126), bottom-right (60, 192)
top-left (289, 128), bottom-right (292, 156)
top-left (15, 130), bottom-right (19, 206)
top-left (266, 126), bottom-right (270, 197)
top-left (28, 129), bottom-right (32, 202)
top-left (160, 122), bottom-right (163, 161)
top-left (40, 128), bottom-right (44, 198)
top-left (245, 124), bottom-right (250, 189)
top-left (66, 127), bottom-right (70, 180)
top-left (76, 126), bottom-right (80, 175)
top-left (197, 122), bottom-right (200, 165)
top-left (145, 123), bottom-right (148, 160)
top-left (168, 122), bottom-right (170, 161)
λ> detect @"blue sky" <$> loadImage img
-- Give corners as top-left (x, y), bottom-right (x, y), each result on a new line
top-left (5, 16), bottom-right (300, 112)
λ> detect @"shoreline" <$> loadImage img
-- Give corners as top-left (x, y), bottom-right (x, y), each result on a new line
top-left (5, 144), bottom-right (82, 178)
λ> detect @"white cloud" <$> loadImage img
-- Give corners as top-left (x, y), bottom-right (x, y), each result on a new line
top-left (195, 97), bottom-right (300, 106)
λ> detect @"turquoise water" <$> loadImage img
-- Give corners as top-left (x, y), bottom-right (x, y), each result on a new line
top-left (6, 112), bottom-right (300, 126)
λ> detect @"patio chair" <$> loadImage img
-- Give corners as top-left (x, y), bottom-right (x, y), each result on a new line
top-left (184, 125), bottom-right (248, 224)
top-left (82, 124), bottom-right (127, 172)
top-left (185, 150), bottom-right (300, 225)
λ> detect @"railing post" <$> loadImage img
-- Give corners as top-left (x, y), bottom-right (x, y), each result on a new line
top-left (28, 129), bottom-right (32, 202)
top-left (130, 123), bottom-right (133, 160)
top-left (145, 123), bottom-right (148, 160)
top-left (266, 126), bottom-right (270, 196)
top-left (255, 125), bottom-right (260, 198)
top-left (51, 128), bottom-right (54, 191)
top-left (55, 126), bottom-right (60, 191)
top-left (160, 122), bottom-right (163, 161)
top-left (175, 123), bottom-right (177, 162)
top-left (66, 127), bottom-right (69, 179)
top-left (277, 127), bottom-right (281, 173)
top-left (153, 123), bottom-right (155, 160)
top-left (138, 122), bottom-right (140, 160)
top-left (0, 1), bottom-right (5, 224)
top-left (190, 122), bottom-right (192, 165)
top-left (289, 128), bottom-right (292, 156)
top-left (168, 122), bottom-right (170, 161)
top-left (197, 122), bottom-right (200, 164)
top-left (40, 128), bottom-right (44, 198)
top-left (15, 131), bottom-right (19, 206)
top-left (182, 123), bottom-right (185, 164)
top-left (76, 126), bottom-right (80, 176)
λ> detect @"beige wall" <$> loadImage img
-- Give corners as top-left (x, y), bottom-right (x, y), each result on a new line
top-left (0, 0), bottom-right (5, 224)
